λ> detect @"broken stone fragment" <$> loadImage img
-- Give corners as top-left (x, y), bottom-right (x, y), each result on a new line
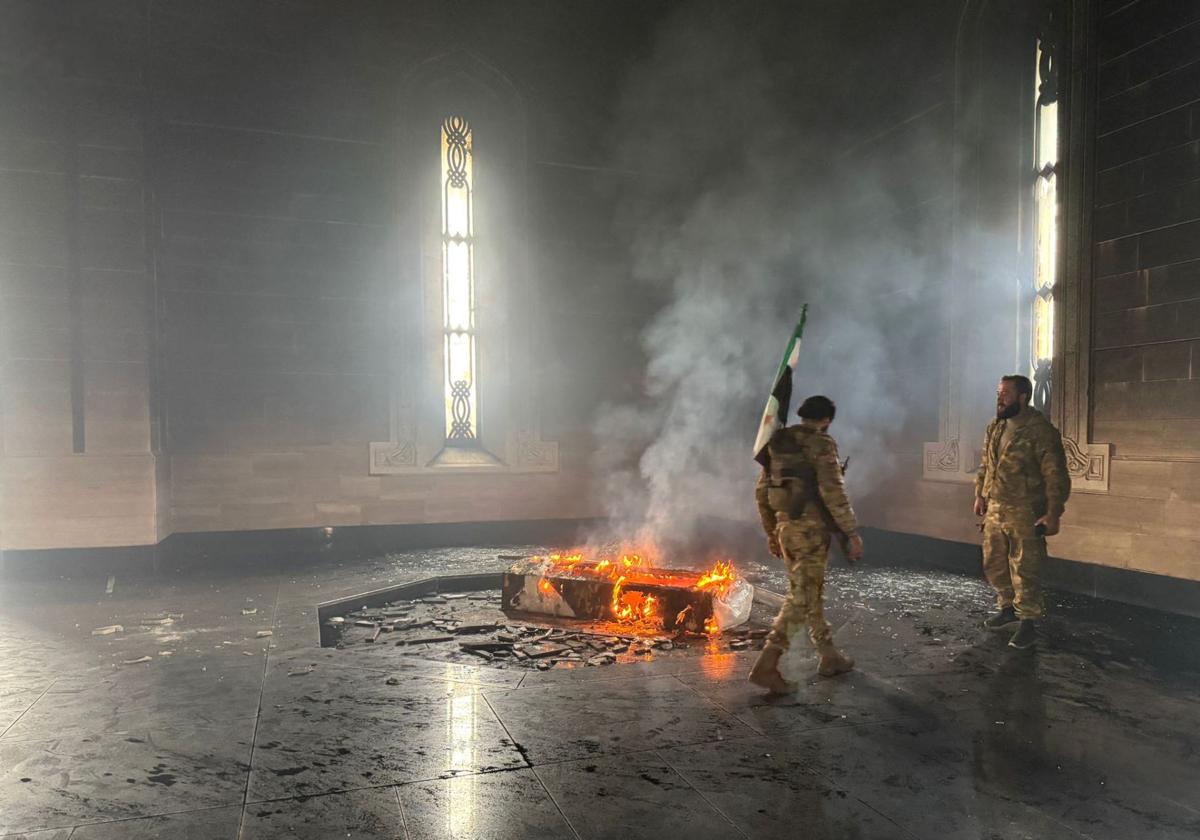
top-left (123, 656), bottom-right (152, 665)
top-left (455, 623), bottom-right (500, 635)
top-left (396, 635), bottom-right (456, 646)
top-left (354, 620), bottom-right (377, 628)
top-left (442, 593), bottom-right (469, 600)
top-left (366, 627), bottom-right (382, 643)
top-left (140, 617), bottom-right (174, 626)
top-left (459, 640), bottom-right (514, 653)
top-left (256, 630), bottom-right (274, 638)
top-left (241, 608), bottom-right (258, 616)
top-left (327, 616), bottom-right (345, 625)
top-left (92, 625), bottom-right (123, 636)
top-left (729, 640), bottom-right (750, 650)
top-left (385, 677), bottom-right (400, 686)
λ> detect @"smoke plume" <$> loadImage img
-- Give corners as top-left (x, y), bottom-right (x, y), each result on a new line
top-left (589, 2), bottom-right (957, 557)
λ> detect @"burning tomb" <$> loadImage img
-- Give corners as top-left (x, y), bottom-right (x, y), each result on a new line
top-left (502, 553), bottom-right (754, 635)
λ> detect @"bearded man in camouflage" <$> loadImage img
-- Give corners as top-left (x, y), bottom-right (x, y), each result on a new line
top-left (750, 395), bottom-right (862, 695)
top-left (974, 375), bottom-right (1071, 650)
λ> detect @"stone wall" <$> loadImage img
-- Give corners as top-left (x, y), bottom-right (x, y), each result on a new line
top-left (0, 1), bottom-right (159, 550)
top-left (871, 0), bottom-right (1200, 585)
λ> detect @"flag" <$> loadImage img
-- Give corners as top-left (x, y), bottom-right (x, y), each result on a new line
top-left (753, 306), bottom-right (808, 466)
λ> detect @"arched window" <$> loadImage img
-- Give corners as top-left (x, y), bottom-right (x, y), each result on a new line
top-left (368, 51), bottom-right (558, 475)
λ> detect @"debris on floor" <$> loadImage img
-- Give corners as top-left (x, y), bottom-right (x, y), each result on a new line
top-left (325, 588), bottom-right (773, 672)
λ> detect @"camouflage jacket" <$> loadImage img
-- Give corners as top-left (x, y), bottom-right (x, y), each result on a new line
top-left (755, 424), bottom-right (858, 537)
top-left (974, 405), bottom-right (1071, 517)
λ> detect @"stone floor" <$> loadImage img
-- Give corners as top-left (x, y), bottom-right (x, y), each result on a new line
top-left (1, 543), bottom-right (1199, 839)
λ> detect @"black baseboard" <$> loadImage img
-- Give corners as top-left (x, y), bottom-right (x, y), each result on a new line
top-left (859, 526), bottom-right (1200, 620)
top-left (0, 518), bottom-right (603, 580)
top-left (2, 519), bottom-right (1197, 621)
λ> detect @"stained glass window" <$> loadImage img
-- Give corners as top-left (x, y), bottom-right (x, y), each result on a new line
top-left (1031, 38), bottom-right (1058, 413)
top-left (441, 116), bottom-right (477, 443)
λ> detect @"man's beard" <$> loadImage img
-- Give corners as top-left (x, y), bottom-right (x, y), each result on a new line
top-left (996, 402), bottom-right (1020, 419)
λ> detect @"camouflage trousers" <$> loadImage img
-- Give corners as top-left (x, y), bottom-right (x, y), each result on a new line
top-left (981, 503), bottom-right (1046, 620)
top-left (765, 518), bottom-right (834, 652)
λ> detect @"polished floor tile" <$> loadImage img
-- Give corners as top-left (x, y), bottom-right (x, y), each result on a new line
top-left (657, 734), bottom-right (911, 839)
top-left (66, 805), bottom-right (241, 839)
top-left (398, 768), bottom-right (574, 839)
top-left (0, 722), bottom-right (253, 835)
top-left (535, 751), bottom-right (741, 840)
top-left (241, 787), bottom-right (405, 839)
top-left (2, 662), bottom-right (263, 742)
top-left (483, 675), bottom-right (759, 764)
top-left (247, 670), bottom-right (525, 800)
top-left (0, 551), bottom-right (1196, 839)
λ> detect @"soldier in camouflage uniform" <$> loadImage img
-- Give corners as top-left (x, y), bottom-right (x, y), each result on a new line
top-left (749, 395), bottom-right (862, 695)
top-left (974, 374), bottom-right (1071, 649)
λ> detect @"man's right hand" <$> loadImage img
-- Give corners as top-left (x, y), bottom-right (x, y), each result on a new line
top-left (973, 496), bottom-right (988, 517)
top-left (846, 534), bottom-right (864, 562)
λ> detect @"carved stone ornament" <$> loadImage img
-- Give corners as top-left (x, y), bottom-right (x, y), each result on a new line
top-left (369, 440), bottom-right (418, 473)
top-left (513, 430), bottom-right (559, 472)
top-left (1062, 436), bottom-right (1106, 483)
top-left (923, 438), bottom-right (960, 473)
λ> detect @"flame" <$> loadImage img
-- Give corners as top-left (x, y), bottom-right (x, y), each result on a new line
top-left (528, 551), bottom-right (737, 632)
top-left (610, 576), bottom-right (661, 626)
top-left (694, 560), bottom-right (736, 597)
top-left (703, 617), bottom-right (719, 636)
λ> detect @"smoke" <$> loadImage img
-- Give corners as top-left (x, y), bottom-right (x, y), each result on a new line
top-left (588, 2), bottom-right (960, 556)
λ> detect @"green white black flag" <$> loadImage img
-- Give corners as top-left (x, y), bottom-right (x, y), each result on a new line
top-left (753, 306), bottom-right (807, 466)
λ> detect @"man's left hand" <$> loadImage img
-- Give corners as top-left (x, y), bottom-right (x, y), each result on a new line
top-left (1034, 514), bottom-right (1061, 537)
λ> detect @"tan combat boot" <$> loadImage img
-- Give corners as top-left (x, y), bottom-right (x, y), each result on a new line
top-left (816, 640), bottom-right (855, 677)
top-left (748, 646), bottom-right (796, 695)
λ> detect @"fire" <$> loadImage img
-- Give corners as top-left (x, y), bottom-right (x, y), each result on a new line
top-left (694, 560), bottom-right (736, 597)
top-left (611, 575), bottom-right (661, 625)
top-left (531, 551), bottom-right (738, 632)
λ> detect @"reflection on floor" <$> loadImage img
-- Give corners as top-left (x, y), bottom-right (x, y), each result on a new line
top-left (1, 544), bottom-right (1198, 839)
